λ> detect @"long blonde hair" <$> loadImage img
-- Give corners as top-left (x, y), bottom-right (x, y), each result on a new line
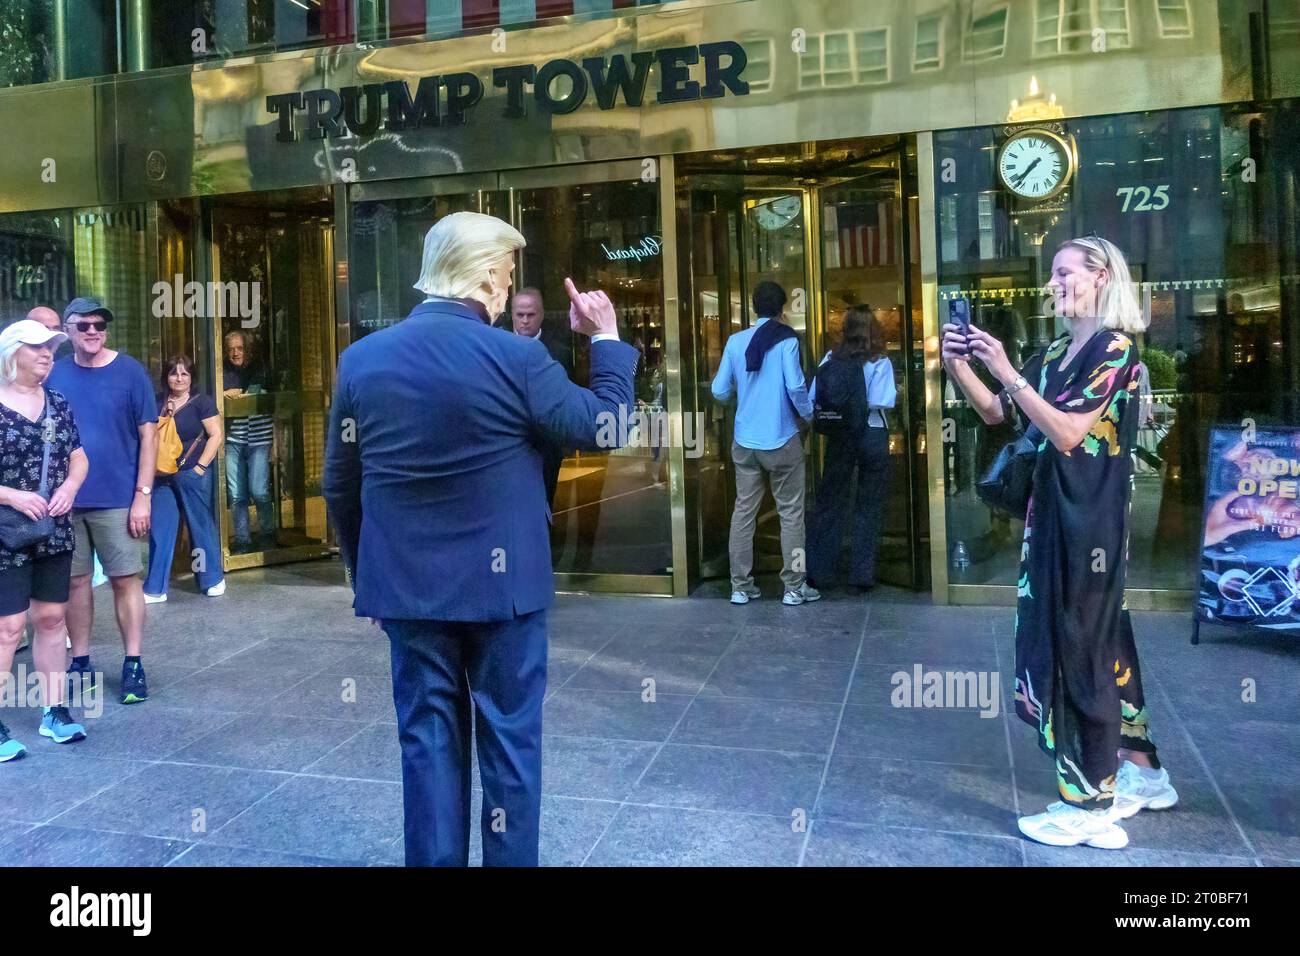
top-left (1056, 236), bottom-right (1147, 335)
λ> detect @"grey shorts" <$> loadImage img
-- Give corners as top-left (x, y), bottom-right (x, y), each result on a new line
top-left (71, 508), bottom-right (144, 579)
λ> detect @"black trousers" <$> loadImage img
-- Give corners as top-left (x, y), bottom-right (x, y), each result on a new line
top-left (808, 427), bottom-right (890, 588)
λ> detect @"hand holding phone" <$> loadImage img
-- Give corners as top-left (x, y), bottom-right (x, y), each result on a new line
top-left (948, 298), bottom-right (971, 354)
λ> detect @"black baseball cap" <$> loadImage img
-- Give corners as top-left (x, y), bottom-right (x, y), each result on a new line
top-left (63, 297), bottom-right (115, 324)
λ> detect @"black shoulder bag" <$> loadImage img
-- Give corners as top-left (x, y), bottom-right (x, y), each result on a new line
top-left (0, 393), bottom-right (57, 551)
top-left (976, 421), bottom-right (1043, 521)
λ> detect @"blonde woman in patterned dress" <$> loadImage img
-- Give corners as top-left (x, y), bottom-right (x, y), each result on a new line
top-left (942, 236), bottom-right (1178, 849)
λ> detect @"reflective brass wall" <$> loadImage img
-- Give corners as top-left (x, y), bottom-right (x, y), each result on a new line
top-left (0, 0), bottom-right (1275, 215)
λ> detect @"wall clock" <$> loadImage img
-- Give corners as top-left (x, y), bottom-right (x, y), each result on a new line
top-left (997, 128), bottom-right (1076, 201)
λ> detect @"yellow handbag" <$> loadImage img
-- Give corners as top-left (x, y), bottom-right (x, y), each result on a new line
top-left (155, 406), bottom-right (184, 476)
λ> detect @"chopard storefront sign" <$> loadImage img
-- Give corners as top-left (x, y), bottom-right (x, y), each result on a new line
top-left (603, 236), bottom-right (662, 262)
top-left (266, 42), bottom-right (749, 143)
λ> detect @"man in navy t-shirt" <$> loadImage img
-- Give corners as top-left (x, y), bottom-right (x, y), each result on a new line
top-left (46, 297), bottom-right (158, 706)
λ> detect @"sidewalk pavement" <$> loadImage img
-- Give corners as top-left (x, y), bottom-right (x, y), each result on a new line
top-left (0, 561), bottom-right (1295, 867)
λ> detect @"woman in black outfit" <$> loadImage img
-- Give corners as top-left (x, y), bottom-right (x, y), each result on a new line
top-left (0, 320), bottom-right (90, 760)
top-left (808, 306), bottom-right (897, 592)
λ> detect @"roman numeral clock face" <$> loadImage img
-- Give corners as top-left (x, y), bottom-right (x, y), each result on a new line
top-left (997, 130), bottom-right (1074, 200)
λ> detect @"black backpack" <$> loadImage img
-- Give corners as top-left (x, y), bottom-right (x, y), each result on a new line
top-left (813, 356), bottom-right (866, 436)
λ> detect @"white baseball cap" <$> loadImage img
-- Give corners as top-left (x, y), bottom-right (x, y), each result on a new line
top-left (0, 319), bottom-right (69, 353)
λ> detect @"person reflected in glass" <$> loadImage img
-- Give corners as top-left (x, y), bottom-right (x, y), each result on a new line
top-left (507, 288), bottom-right (571, 506)
top-left (222, 330), bottom-right (274, 553)
top-left (807, 306), bottom-right (895, 593)
top-left (942, 236), bottom-right (1176, 850)
top-left (144, 355), bottom-right (226, 603)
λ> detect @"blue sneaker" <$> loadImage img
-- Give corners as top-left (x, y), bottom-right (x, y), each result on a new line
top-left (68, 658), bottom-right (97, 700)
top-left (0, 721), bottom-right (27, 761)
top-left (121, 660), bottom-right (149, 704)
top-left (39, 706), bottom-right (86, 744)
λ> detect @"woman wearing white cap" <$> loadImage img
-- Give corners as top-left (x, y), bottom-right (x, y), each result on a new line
top-left (0, 319), bottom-right (90, 760)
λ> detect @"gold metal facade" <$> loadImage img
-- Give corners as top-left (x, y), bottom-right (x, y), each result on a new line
top-left (0, 0), bottom-right (1289, 605)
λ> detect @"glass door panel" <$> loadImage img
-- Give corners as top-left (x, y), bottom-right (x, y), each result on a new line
top-left (677, 175), bottom-right (813, 579)
top-left (346, 162), bottom-right (674, 584)
top-left (505, 163), bottom-right (672, 577)
top-left (815, 155), bottom-right (924, 588)
top-left (209, 190), bottom-right (335, 567)
top-left (348, 174), bottom-right (502, 341)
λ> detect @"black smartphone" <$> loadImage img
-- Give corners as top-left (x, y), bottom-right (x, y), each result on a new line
top-left (948, 297), bottom-right (971, 353)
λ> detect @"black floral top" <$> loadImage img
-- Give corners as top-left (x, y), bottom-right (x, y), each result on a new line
top-left (0, 388), bottom-right (81, 569)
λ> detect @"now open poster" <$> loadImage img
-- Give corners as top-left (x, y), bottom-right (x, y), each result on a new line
top-left (1196, 425), bottom-right (1300, 632)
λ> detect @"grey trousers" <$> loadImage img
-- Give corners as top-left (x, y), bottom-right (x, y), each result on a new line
top-left (728, 435), bottom-right (806, 591)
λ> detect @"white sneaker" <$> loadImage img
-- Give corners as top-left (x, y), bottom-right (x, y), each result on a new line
top-left (1112, 760), bottom-right (1179, 819)
top-left (143, 592), bottom-right (167, 605)
top-left (730, 586), bottom-right (761, 605)
top-left (1017, 801), bottom-right (1129, 849)
top-left (782, 583), bottom-right (821, 606)
top-left (205, 580), bottom-right (227, 597)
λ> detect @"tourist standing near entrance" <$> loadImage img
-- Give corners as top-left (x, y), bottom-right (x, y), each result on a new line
top-left (0, 320), bottom-right (89, 759)
top-left (323, 212), bottom-right (638, 867)
top-left (222, 330), bottom-right (275, 553)
top-left (46, 297), bottom-right (157, 706)
top-left (942, 236), bottom-right (1177, 850)
top-left (807, 305), bottom-right (896, 592)
top-left (710, 281), bottom-right (819, 607)
top-left (144, 355), bottom-right (226, 603)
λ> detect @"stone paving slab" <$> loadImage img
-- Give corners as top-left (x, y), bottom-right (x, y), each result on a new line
top-left (0, 562), bottom-right (1294, 867)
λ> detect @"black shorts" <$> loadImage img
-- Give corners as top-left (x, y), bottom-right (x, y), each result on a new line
top-left (0, 551), bottom-right (74, 616)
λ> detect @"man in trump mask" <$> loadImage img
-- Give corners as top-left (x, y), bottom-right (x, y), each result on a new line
top-left (324, 212), bottom-right (638, 866)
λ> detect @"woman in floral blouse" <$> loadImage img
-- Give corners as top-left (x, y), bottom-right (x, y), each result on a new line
top-left (0, 319), bottom-right (89, 761)
top-left (943, 237), bottom-right (1178, 850)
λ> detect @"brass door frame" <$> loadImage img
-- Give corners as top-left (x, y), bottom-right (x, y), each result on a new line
top-left (344, 157), bottom-right (681, 597)
top-left (207, 200), bottom-right (336, 571)
top-left (678, 142), bottom-right (928, 592)
top-left (809, 148), bottom-right (926, 590)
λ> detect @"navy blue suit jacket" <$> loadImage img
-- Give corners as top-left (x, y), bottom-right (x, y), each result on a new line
top-left (322, 298), bottom-right (639, 622)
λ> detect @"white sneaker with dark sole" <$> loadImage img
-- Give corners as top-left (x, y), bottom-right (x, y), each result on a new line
top-left (1111, 761), bottom-right (1179, 819)
top-left (1017, 801), bottom-right (1129, 849)
top-left (783, 583), bottom-right (822, 606)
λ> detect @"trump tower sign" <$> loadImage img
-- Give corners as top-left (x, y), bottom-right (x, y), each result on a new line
top-left (265, 42), bottom-right (750, 143)
top-left (1196, 425), bottom-right (1300, 636)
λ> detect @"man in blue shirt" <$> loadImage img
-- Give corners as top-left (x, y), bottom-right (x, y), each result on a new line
top-left (710, 281), bottom-right (819, 607)
top-left (46, 297), bottom-right (158, 705)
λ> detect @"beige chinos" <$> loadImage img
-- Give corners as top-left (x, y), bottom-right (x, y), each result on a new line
top-left (728, 434), bottom-right (806, 591)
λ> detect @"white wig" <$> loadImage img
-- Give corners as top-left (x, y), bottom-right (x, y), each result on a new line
top-left (413, 212), bottom-right (526, 300)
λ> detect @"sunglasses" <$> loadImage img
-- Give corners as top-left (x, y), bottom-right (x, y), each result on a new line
top-left (73, 320), bottom-right (107, 333)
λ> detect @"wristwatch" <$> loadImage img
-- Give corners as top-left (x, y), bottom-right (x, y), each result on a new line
top-left (136, 485), bottom-right (152, 496)
top-left (1004, 376), bottom-right (1030, 397)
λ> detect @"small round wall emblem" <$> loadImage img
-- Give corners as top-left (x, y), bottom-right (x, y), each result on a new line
top-left (145, 150), bottom-right (167, 182)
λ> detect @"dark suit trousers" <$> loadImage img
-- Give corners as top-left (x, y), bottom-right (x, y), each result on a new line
top-left (808, 427), bottom-right (891, 588)
top-left (385, 610), bottom-right (548, 866)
